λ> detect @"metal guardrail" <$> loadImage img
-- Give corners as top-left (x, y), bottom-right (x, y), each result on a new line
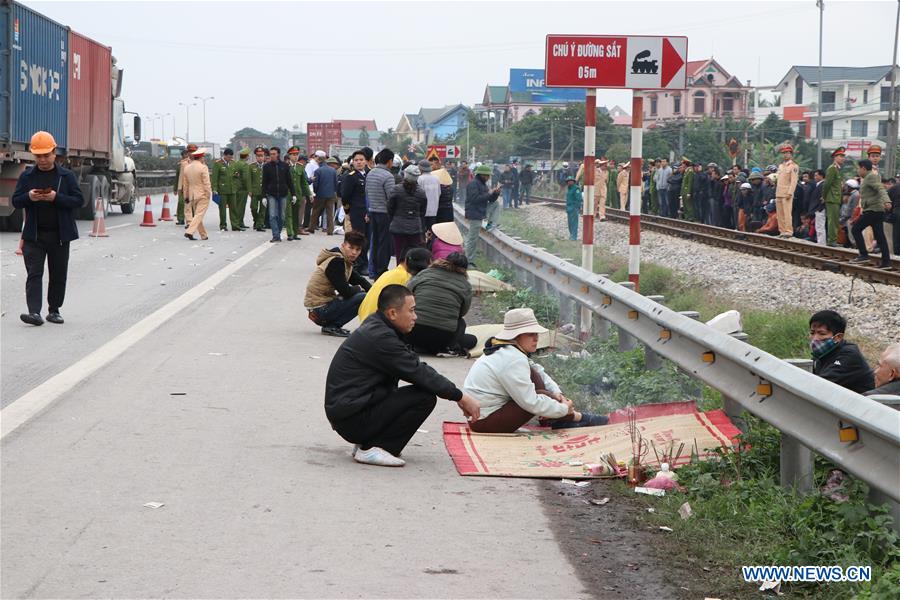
top-left (454, 207), bottom-right (900, 503)
top-left (135, 170), bottom-right (176, 196)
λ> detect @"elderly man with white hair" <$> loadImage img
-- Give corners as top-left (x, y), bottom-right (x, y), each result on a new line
top-left (865, 343), bottom-right (900, 397)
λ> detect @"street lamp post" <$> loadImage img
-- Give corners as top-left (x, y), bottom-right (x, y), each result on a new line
top-left (150, 113), bottom-right (160, 139)
top-left (178, 101), bottom-right (197, 143)
top-left (194, 96), bottom-right (215, 143)
top-left (162, 112), bottom-right (172, 143)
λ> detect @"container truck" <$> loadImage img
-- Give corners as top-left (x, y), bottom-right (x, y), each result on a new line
top-left (0, 0), bottom-right (142, 230)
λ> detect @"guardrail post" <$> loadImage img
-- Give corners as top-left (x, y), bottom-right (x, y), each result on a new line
top-left (722, 331), bottom-right (751, 431)
top-left (644, 295), bottom-right (666, 370)
top-left (677, 311), bottom-right (703, 398)
top-left (593, 275), bottom-right (611, 341)
top-left (617, 282), bottom-right (638, 351)
top-left (780, 358), bottom-right (816, 495)
top-left (866, 395), bottom-right (900, 532)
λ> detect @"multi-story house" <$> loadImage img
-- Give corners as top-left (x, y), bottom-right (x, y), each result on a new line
top-left (643, 58), bottom-right (750, 124)
top-left (761, 64), bottom-right (900, 155)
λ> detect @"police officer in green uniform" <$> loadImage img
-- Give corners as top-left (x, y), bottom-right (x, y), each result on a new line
top-left (249, 146), bottom-right (267, 231)
top-left (234, 147), bottom-right (252, 230)
top-left (212, 148), bottom-right (249, 231)
top-left (283, 147), bottom-right (312, 240)
top-left (822, 146), bottom-right (846, 247)
top-left (680, 157), bottom-right (695, 220)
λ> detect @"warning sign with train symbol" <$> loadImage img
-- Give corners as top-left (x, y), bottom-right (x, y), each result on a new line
top-left (631, 50), bottom-right (659, 75)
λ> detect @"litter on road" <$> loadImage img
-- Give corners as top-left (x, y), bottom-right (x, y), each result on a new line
top-left (589, 497), bottom-right (611, 505)
top-left (679, 502), bottom-right (693, 520)
top-left (635, 487), bottom-right (666, 497)
top-left (142, 502), bottom-right (165, 509)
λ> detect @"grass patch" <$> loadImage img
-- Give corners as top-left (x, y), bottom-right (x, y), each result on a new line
top-left (496, 208), bottom-right (813, 361)
top-left (473, 201), bottom-right (899, 597)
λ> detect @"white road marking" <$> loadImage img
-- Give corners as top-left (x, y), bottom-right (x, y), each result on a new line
top-left (0, 240), bottom-right (274, 440)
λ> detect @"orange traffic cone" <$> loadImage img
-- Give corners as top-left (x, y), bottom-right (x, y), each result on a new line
top-left (89, 197), bottom-right (108, 237)
top-left (159, 192), bottom-right (174, 221)
top-left (140, 195), bottom-right (156, 227)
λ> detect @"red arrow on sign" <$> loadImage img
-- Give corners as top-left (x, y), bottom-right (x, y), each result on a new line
top-left (661, 37), bottom-right (685, 88)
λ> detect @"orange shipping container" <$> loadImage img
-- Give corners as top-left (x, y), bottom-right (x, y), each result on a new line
top-left (67, 30), bottom-right (111, 156)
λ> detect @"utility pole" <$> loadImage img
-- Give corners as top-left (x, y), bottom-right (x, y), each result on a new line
top-left (550, 120), bottom-right (555, 168)
top-left (569, 122), bottom-right (574, 163)
top-left (816, 0), bottom-right (824, 168)
top-left (884, 0), bottom-right (900, 176)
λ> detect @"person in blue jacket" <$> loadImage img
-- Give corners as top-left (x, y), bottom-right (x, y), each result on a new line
top-left (565, 175), bottom-right (583, 241)
top-left (11, 131), bottom-right (84, 326)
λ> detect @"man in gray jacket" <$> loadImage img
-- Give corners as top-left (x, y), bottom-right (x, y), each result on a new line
top-left (366, 148), bottom-right (396, 278)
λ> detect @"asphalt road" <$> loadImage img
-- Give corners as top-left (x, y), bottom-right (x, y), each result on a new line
top-left (1, 201), bottom-right (587, 598)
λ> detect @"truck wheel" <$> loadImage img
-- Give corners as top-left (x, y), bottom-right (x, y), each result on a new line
top-left (77, 175), bottom-right (101, 220)
top-left (121, 197), bottom-right (135, 214)
top-left (4, 209), bottom-right (24, 232)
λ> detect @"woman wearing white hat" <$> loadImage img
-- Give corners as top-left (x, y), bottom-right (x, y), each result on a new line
top-left (463, 308), bottom-right (607, 433)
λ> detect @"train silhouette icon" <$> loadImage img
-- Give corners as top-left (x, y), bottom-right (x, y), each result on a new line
top-left (631, 50), bottom-right (659, 74)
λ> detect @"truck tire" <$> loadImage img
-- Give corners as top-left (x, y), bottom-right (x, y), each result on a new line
top-left (120, 197), bottom-right (135, 214)
top-left (3, 209), bottom-right (24, 232)
top-left (77, 175), bottom-right (101, 221)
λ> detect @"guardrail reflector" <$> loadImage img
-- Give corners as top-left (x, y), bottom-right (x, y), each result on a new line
top-left (602, 296), bottom-right (612, 306)
top-left (702, 351), bottom-right (715, 363)
top-left (839, 422), bottom-right (859, 443)
top-left (756, 382), bottom-right (773, 397)
top-left (659, 328), bottom-right (671, 341)
top-left (628, 310), bottom-right (639, 320)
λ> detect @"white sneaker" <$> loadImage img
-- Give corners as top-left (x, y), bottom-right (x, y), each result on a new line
top-left (353, 446), bottom-right (406, 467)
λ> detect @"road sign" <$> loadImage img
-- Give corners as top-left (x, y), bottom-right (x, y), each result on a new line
top-left (426, 145), bottom-right (461, 160)
top-left (846, 140), bottom-right (872, 157)
top-left (545, 35), bottom-right (688, 90)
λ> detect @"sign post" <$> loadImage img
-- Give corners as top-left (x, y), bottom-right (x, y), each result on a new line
top-left (546, 34), bottom-right (687, 303)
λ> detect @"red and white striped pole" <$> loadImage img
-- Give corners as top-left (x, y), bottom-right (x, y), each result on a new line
top-left (581, 89), bottom-right (596, 340)
top-left (628, 93), bottom-right (644, 292)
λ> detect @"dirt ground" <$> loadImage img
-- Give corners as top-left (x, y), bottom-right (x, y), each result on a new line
top-left (466, 294), bottom-right (753, 599)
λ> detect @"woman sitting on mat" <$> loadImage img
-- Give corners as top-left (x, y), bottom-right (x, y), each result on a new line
top-left (463, 308), bottom-right (608, 433)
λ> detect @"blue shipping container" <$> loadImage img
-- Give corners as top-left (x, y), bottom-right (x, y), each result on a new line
top-left (3, 1), bottom-right (68, 149)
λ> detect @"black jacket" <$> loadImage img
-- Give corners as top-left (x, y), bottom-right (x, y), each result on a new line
top-left (340, 168), bottom-right (368, 213)
top-left (387, 183), bottom-right (426, 235)
top-left (324, 311), bottom-right (463, 422)
top-left (261, 160), bottom-right (296, 198)
top-left (12, 164), bottom-right (83, 243)
top-left (464, 178), bottom-right (499, 220)
top-left (813, 341), bottom-right (874, 395)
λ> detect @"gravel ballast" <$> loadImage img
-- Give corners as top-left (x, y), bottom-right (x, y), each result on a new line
top-left (519, 203), bottom-right (900, 347)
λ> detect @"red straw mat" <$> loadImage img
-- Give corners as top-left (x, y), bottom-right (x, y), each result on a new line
top-left (443, 401), bottom-right (741, 479)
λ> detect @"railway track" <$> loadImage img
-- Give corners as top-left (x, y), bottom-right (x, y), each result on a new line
top-left (531, 195), bottom-right (900, 286)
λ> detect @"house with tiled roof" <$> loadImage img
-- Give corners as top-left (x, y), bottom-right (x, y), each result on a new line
top-left (395, 104), bottom-right (469, 144)
top-left (760, 64), bottom-right (900, 154)
top-left (643, 58), bottom-right (749, 125)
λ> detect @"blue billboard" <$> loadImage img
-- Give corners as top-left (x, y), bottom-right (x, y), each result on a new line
top-left (509, 69), bottom-right (585, 103)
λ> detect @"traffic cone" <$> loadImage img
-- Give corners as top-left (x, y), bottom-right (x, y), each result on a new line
top-left (89, 196), bottom-right (108, 237)
top-left (140, 195), bottom-right (156, 227)
top-left (159, 192), bottom-right (174, 221)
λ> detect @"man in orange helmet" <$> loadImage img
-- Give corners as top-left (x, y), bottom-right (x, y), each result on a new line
top-left (11, 131), bottom-right (85, 326)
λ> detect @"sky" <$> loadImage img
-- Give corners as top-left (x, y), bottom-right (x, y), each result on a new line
top-left (29, 0), bottom-right (900, 146)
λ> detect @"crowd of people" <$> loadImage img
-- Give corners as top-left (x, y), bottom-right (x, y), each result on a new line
top-left (11, 129), bottom-right (900, 474)
top-left (632, 145), bottom-right (897, 268)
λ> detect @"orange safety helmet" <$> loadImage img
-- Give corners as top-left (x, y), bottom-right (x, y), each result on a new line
top-left (30, 131), bottom-right (57, 154)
